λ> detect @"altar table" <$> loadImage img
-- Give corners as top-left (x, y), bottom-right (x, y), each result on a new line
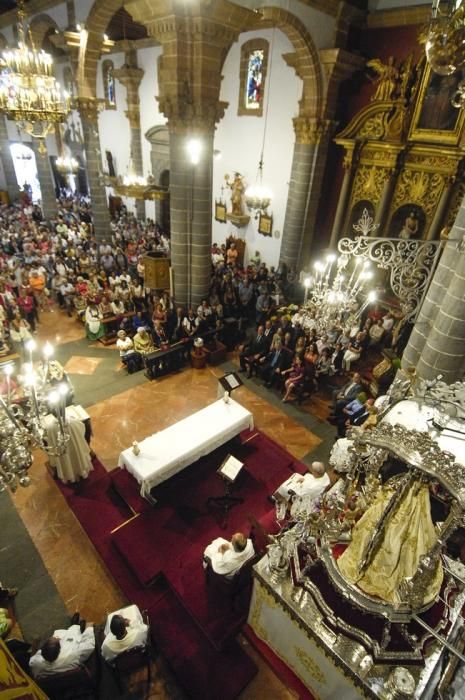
top-left (118, 397), bottom-right (253, 497)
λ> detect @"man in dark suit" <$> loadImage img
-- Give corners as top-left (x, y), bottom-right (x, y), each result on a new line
top-left (262, 319), bottom-right (274, 351)
top-left (258, 339), bottom-right (290, 387)
top-left (153, 320), bottom-right (169, 348)
top-left (331, 372), bottom-right (363, 417)
top-left (239, 325), bottom-right (268, 377)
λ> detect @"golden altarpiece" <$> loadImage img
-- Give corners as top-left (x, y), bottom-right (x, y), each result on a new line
top-left (332, 55), bottom-right (465, 243)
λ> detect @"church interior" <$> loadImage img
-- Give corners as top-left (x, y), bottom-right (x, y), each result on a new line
top-left (1, 0), bottom-right (465, 698)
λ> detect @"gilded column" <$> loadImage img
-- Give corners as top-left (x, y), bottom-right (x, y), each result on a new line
top-left (328, 150), bottom-right (354, 250)
top-left (114, 56), bottom-right (145, 221)
top-left (31, 140), bottom-right (56, 221)
top-left (0, 116), bottom-right (19, 201)
top-left (77, 98), bottom-right (110, 240)
top-left (374, 168), bottom-right (397, 236)
top-left (426, 177), bottom-right (454, 241)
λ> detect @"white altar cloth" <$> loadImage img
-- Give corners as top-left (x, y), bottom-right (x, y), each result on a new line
top-left (118, 397), bottom-right (253, 496)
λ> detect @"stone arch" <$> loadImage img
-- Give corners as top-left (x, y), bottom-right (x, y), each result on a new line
top-left (28, 13), bottom-right (60, 51)
top-left (244, 5), bottom-right (324, 120)
top-left (77, 0), bottom-right (124, 99)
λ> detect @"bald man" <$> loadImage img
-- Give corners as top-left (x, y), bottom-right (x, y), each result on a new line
top-left (203, 532), bottom-right (255, 578)
top-left (274, 461), bottom-right (329, 504)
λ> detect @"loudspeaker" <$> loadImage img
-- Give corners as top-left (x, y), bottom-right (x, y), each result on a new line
top-left (143, 255), bottom-right (170, 290)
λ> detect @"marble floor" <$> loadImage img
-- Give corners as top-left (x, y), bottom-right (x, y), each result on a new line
top-left (7, 309), bottom-right (329, 699)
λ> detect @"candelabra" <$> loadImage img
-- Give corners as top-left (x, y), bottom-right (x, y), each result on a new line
top-left (0, 1), bottom-right (70, 138)
top-left (0, 340), bottom-right (70, 494)
top-left (302, 254), bottom-right (376, 333)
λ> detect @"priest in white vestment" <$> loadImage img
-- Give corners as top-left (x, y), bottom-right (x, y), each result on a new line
top-left (101, 604), bottom-right (148, 662)
top-left (203, 532), bottom-right (255, 578)
top-left (275, 461), bottom-right (329, 503)
top-left (43, 414), bottom-right (93, 484)
top-left (29, 622), bottom-right (95, 678)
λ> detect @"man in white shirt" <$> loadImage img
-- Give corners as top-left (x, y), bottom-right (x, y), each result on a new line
top-left (101, 604), bottom-right (148, 662)
top-left (203, 532), bottom-right (255, 578)
top-left (29, 616), bottom-right (95, 678)
top-left (274, 461), bottom-right (329, 517)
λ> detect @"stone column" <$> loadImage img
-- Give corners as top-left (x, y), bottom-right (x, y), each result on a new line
top-left (31, 140), bottom-right (56, 221)
top-left (328, 151), bottom-right (355, 250)
top-left (427, 177), bottom-right (454, 241)
top-left (126, 0), bottom-right (254, 305)
top-left (0, 116), bottom-right (19, 201)
top-left (77, 98), bottom-right (110, 240)
top-left (375, 169), bottom-right (397, 236)
top-left (402, 213), bottom-right (465, 371)
top-left (279, 118), bottom-right (321, 271)
top-left (415, 236), bottom-right (465, 382)
top-left (114, 56), bottom-right (145, 221)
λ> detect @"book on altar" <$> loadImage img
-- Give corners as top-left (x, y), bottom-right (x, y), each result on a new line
top-left (218, 454), bottom-right (243, 482)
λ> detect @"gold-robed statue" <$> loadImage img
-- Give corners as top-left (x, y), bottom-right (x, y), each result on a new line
top-left (225, 172), bottom-right (245, 216)
top-left (367, 57), bottom-right (400, 102)
top-left (337, 473), bottom-right (443, 606)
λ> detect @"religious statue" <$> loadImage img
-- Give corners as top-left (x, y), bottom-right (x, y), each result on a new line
top-left (366, 57), bottom-right (399, 102)
top-left (337, 470), bottom-right (443, 606)
top-left (225, 173), bottom-right (245, 217)
top-left (399, 211), bottom-right (419, 239)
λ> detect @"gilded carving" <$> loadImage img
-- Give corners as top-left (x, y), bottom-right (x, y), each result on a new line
top-left (358, 112), bottom-right (386, 139)
top-left (392, 169), bottom-right (444, 220)
top-left (351, 165), bottom-right (387, 204)
top-left (294, 647), bottom-right (326, 683)
top-left (446, 180), bottom-right (465, 228)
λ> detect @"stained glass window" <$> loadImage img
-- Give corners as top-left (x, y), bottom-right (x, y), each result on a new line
top-left (103, 61), bottom-right (116, 109)
top-left (245, 50), bottom-right (264, 110)
top-left (238, 40), bottom-right (268, 117)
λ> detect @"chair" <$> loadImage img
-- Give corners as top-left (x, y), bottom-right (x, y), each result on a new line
top-left (102, 610), bottom-right (151, 694)
top-left (204, 554), bottom-right (261, 612)
top-left (34, 649), bottom-right (99, 700)
top-left (295, 365), bottom-right (316, 404)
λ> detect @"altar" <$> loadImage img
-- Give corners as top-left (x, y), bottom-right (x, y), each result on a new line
top-left (118, 397), bottom-right (253, 497)
top-left (247, 377), bottom-right (465, 699)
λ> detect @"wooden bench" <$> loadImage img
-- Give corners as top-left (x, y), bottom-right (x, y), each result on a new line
top-left (99, 312), bottom-right (136, 345)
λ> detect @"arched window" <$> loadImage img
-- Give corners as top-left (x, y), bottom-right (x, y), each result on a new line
top-left (63, 66), bottom-right (74, 97)
top-left (102, 60), bottom-right (116, 109)
top-left (238, 39), bottom-right (269, 117)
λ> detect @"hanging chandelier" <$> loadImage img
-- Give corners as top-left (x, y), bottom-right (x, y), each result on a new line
top-left (0, 0), bottom-right (70, 139)
top-left (301, 254), bottom-right (376, 334)
top-left (0, 340), bottom-right (71, 494)
top-left (425, 1), bottom-right (465, 107)
top-left (56, 153), bottom-right (79, 175)
top-left (114, 157), bottom-right (157, 200)
top-left (245, 158), bottom-right (272, 216)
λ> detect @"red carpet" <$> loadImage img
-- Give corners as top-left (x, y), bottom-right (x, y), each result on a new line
top-left (55, 431), bottom-right (308, 697)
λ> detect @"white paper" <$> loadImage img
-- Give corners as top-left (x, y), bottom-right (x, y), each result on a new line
top-left (219, 454), bottom-right (243, 481)
top-left (225, 374), bottom-right (240, 389)
top-left (65, 404), bottom-right (90, 421)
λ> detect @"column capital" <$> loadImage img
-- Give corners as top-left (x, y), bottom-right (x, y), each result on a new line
top-left (113, 66), bottom-right (144, 91)
top-left (293, 117), bottom-right (336, 145)
top-left (76, 97), bottom-right (100, 124)
top-left (163, 99), bottom-right (228, 134)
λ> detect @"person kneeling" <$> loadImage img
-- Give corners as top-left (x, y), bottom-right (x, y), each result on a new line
top-left (203, 532), bottom-right (255, 578)
top-left (101, 604), bottom-right (148, 662)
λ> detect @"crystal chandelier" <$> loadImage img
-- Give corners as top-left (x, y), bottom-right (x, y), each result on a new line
top-left (245, 158), bottom-right (272, 216)
top-left (114, 157), bottom-right (152, 199)
top-left (56, 153), bottom-right (79, 175)
top-left (425, 1), bottom-right (465, 107)
top-left (0, 0), bottom-right (70, 139)
top-left (301, 254), bottom-right (376, 333)
top-left (0, 340), bottom-right (70, 494)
